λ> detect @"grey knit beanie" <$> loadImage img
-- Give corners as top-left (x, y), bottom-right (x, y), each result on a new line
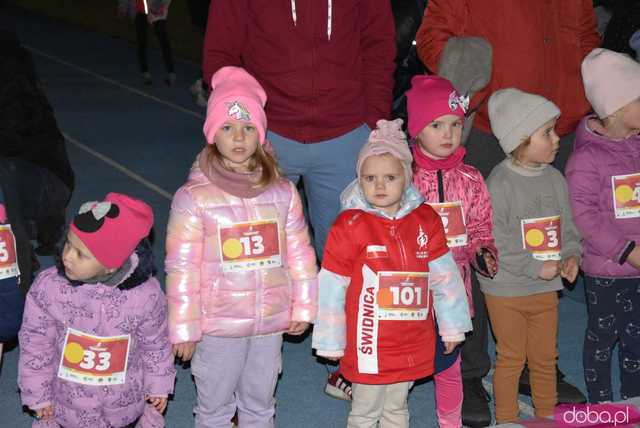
top-left (488, 88), bottom-right (560, 154)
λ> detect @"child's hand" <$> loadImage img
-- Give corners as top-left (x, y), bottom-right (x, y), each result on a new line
top-left (287, 321), bottom-right (309, 336)
top-left (444, 341), bottom-right (462, 354)
top-left (560, 256), bottom-right (580, 283)
top-left (626, 246), bottom-right (640, 270)
top-left (539, 260), bottom-right (560, 280)
top-left (34, 405), bottom-right (54, 420)
top-left (146, 395), bottom-right (168, 414)
top-left (172, 342), bottom-right (196, 361)
top-left (477, 249), bottom-right (498, 277)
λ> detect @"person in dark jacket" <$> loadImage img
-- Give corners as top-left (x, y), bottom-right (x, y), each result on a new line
top-left (0, 194), bottom-right (24, 351)
top-left (0, 30), bottom-right (74, 291)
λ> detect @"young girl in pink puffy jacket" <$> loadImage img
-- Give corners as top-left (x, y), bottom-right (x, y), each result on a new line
top-left (165, 66), bottom-right (318, 427)
top-left (406, 75), bottom-right (498, 428)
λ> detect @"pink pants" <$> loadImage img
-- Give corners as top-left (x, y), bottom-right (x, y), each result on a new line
top-left (434, 354), bottom-right (463, 428)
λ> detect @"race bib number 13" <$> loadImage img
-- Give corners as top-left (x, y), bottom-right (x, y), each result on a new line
top-left (0, 224), bottom-right (19, 280)
top-left (612, 173), bottom-right (640, 219)
top-left (521, 215), bottom-right (562, 261)
top-left (58, 328), bottom-right (130, 386)
top-left (219, 219), bottom-right (282, 273)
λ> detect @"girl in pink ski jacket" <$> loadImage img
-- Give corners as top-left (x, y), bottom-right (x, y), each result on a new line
top-left (18, 193), bottom-right (175, 428)
top-left (166, 67), bottom-right (317, 427)
top-left (406, 75), bottom-right (498, 428)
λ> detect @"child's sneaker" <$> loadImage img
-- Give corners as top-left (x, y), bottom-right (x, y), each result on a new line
top-left (325, 372), bottom-right (352, 401)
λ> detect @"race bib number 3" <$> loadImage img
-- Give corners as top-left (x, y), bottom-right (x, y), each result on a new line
top-left (521, 215), bottom-right (562, 261)
top-left (612, 173), bottom-right (640, 219)
top-left (219, 219), bottom-right (282, 273)
top-left (429, 201), bottom-right (468, 247)
top-left (376, 271), bottom-right (429, 321)
top-left (0, 224), bottom-right (19, 280)
top-left (58, 328), bottom-right (130, 386)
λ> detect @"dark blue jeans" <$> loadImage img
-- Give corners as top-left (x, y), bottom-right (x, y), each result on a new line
top-left (583, 275), bottom-right (640, 402)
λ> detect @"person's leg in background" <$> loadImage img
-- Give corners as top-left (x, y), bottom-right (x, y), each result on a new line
top-left (460, 272), bottom-right (492, 427)
top-left (485, 294), bottom-right (528, 424)
top-left (526, 292), bottom-right (558, 418)
top-left (135, 12), bottom-right (151, 84)
top-left (301, 124), bottom-right (369, 259)
top-left (152, 19), bottom-right (175, 85)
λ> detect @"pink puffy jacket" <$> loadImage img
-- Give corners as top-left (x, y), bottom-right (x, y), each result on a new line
top-left (413, 162), bottom-right (497, 314)
top-left (165, 160), bottom-right (318, 344)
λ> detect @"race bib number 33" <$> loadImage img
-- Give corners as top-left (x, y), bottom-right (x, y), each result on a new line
top-left (219, 219), bottom-right (282, 273)
top-left (58, 328), bottom-right (130, 386)
top-left (521, 215), bottom-right (561, 261)
top-left (612, 173), bottom-right (640, 219)
top-left (0, 224), bottom-right (19, 280)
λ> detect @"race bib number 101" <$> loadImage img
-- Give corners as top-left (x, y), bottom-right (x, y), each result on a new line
top-left (376, 271), bottom-right (429, 321)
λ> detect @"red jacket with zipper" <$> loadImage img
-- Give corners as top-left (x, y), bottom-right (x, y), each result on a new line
top-left (416, 0), bottom-right (600, 137)
top-left (322, 205), bottom-right (448, 384)
top-left (202, 0), bottom-right (396, 143)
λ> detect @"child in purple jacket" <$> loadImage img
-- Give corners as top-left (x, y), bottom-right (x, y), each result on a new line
top-left (18, 193), bottom-right (175, 428)
top-left (566, 48), bottom-right (640, 403)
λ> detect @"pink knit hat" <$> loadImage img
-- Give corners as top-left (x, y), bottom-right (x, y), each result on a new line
top-left (203, 66), bottom-right (268, 145)
top-left (582, 48), bottom-right (640, 119)
top-left (70, 193), bottom-right (154, 269)
top-left (356, 119), bottom-right (413, 187)
top-left (406, 75), bottom-right (468, 138)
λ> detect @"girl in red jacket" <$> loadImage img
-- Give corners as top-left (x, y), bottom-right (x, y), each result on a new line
top-left (312, 119), bottom-right (472, 428)
top-left (406, 75), bottom-right (498, 428)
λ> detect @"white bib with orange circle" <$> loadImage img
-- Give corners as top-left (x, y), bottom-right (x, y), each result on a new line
top-left (218, 219), bottom-right (282, 273)
top-left (0, 224), bottom-right (19, 280)
top-left (428, 201), bottom-right (468, 247)
top-left (376, 271), bottom-right (429, 321)
top-left (612, 173), bottom-right (640, 219)
top-left (58, 328), bottom-right (131, 386)
top-left (521, 215), bottom-right (562, 261)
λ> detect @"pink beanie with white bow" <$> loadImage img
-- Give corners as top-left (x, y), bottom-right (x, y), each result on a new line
top-left (203, 66), bottom-right (268, 145)
top-left (406, 75), bottom-right (468, 139)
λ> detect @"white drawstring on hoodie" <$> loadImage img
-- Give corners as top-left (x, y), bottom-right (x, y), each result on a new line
top-left (291, 0), bottom-right (333, 40)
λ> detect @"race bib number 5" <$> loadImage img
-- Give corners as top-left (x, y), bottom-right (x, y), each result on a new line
top-left (521, 215), bottom-right (561, 261)
top-left (376, 271), bottom-right (429, 321)
top-left (612, 173), bottom-right (640, 219)
top-left (0, 224), bottom-right (19, 280)
top-left (58, 328), bottom-right (130, 386)
top-left (219, 219), bottom-right (282, 273)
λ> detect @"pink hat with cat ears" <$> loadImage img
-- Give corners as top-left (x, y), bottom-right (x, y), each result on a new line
top-left (203, 66), bottom-right (268, 145)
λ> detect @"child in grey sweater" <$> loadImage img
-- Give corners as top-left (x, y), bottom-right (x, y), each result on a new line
top-left (480, 88), bottom-right (582, 423)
